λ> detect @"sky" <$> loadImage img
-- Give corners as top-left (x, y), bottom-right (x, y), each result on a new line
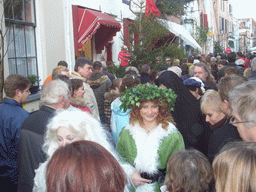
top-left (232, 0), bottom-right (256, 20)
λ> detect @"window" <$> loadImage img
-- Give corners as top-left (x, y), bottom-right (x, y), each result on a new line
top-left (4, 0), bottom-right (38, 79)
top-left (225, 19), bottom-right (228, 33)
top-left (221, 0), bottom-right (225, 11)
top-left (220, 17), bottom-right (225, 33)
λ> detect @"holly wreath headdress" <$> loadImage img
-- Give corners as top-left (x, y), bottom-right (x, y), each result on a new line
top-left (120, 83), bottom-right (177, 112)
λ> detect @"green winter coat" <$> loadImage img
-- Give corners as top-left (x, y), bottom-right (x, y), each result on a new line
top-left (116, 122), bottom-right (185, 192)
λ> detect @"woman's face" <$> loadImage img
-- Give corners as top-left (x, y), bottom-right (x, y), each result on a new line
top-left (139, 101), bottom-right (159, 125)
top-left (74, 85), bottom-right (85, 98)
top-left (204, 106), bottom-right (226, 125)
top-left (57, 126), bottom-right (79, 147)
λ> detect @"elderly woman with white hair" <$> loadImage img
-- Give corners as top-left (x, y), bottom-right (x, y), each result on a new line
top-left (229, 80), bottom-right (256, 142)
top-left (33, 110), bottom-right (135, 192)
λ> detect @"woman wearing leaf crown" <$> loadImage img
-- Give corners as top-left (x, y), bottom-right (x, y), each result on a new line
top-left (116, 83), bottom-right (185, 192)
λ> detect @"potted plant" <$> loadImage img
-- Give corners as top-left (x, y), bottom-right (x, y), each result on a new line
top-left (27, 75), bottom-right (40, 94)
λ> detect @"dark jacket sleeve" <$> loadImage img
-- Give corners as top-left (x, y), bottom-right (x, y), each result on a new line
top-left (18, 129), bottom-right (46, 192)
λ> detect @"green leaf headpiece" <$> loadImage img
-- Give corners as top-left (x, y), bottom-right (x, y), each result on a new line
top-left (120, 83), bottom-right (177, 112)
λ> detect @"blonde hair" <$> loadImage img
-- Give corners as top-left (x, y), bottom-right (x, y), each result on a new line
top-left (243, 68), bottom-right (251, 79)
top-left (172, 59), bottom-right (180, 66)
top-left (213, 142), bottom-right (256, 192)
top-left (52, 66), bottom-right (69, 78)
top-left (200, 90), bottom-right (223, 115)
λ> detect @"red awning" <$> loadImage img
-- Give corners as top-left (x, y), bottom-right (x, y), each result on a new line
top-left (73, 6), bottom-right (121, 54)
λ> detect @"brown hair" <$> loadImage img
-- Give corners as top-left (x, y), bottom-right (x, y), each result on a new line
top-left (218, 59), bottom-right (228, 66)
top-left (70, 79), bottom-right (83, 96)
top-left (119, 74), bottom-right (140, 94)
top-left (166, 149), bottom-right (213, 192)
top-left (213, 141), bottom-right (256, 192)
top-left (93, 61), bottom-right (103, 71)
top-left (224, 67), bottom-right (236, 76)
top-left (192, 63), bottom-right (214, 84)
top-left (109, 78), bottom-right (122, 91)
top-left (217, 75), bottom-right (247, 101)
top-left (74, 57), bottom-right (92, 72)
top-left (46, 140), bottom-right (126, 192)
top-left (4, 74), bottom-right (31, 98)
top-left (129, 99), bottom-right (175, 129)
top-left (57, 60), bottom-right (68, 68)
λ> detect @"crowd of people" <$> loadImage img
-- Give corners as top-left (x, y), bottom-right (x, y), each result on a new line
top-left (1, 50), bottom-right (256, 192)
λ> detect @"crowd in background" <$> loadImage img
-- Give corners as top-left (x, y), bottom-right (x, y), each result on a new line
top-left (1, 50), bottom-right (256, 192)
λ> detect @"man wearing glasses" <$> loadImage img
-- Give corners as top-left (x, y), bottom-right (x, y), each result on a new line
top-left (229, 81), bottom-right (256, 142)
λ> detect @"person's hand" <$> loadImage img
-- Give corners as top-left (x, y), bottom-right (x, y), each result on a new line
top-left (130, 171), bottom-right (152, 186)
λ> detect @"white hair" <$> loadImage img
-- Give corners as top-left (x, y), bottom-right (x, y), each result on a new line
top-left (229, 81), bottom-right (256, 128)
top-left (40, 80), bottom-right (69, 106)
top-left (167, 66), bottom-right (182, 77)
top-left (210, 57), bottom-right (216, 62)
top-left (251, 57), bottom-right (256, 72)
top-left (43, 110), bottom-right (113, 157)
top-left (41, 110), bottom-right (135, 188)
top-left (193, 59), bottom-right (200, 64)
top-left (235, 59), bottom-right (245, 66)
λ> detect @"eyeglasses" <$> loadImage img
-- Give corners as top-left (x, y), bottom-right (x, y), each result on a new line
top-left (229, 116), bottom-right (252, 124)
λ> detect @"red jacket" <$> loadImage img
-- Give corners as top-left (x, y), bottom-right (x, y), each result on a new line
top-left (118, 50), bottom-right (131, 67)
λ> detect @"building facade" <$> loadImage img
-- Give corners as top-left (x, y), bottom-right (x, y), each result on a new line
top-left (1, 0), bottom-right (136, 111)
top-left (239, 18), bottom-right (256, 53)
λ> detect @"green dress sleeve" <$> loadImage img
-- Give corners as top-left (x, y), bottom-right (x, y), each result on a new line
top-left (157, 130), bottom-right (185, 169)
top-left (116, 127), bottom-right (137, 166)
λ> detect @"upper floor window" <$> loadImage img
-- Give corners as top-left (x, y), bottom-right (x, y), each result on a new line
top-left (229, 4), bottom-right (232, 15)
top-left (4, 0), bottom-right (38, 80)
top-left (221, 0), bottom-right (225, 11)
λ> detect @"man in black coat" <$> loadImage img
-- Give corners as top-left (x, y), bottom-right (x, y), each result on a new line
top-left (140, 64), bottom-right (151, 84)
top-left (218, 52), bottom-right (244, 79)
top-left (18, 80), bottom-right (71, 192)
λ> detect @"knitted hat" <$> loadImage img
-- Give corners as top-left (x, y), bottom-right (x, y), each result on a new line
top-left (183, 78), bottom-right (201, 87)
top-left (188, 77), bottom-right (205, 93)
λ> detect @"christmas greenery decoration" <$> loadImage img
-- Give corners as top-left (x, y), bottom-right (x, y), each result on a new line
top-left (120, 83), bottom-right (177, 112)
top-left (156, 0), bottom-right (193, 17)
top-left (127, 15), bottom-right (185, 71)
top-left (228, 40), bottom-right (234, 48)
top-left (214, 41), bottom-right (224, 54)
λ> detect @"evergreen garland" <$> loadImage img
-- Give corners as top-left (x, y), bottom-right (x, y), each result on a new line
top-left (120, 83), bottom-right (177, 112)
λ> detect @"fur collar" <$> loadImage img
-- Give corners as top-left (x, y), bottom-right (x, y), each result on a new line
top-left (70, 71), bottom-right (87, 81)
top-left (70, 97), bottom-right (87, 107)
top-left (104, 90), bottom-right (120, 101)
top-left (125, 122), bottom-right (177, 174)
top-left (87, 75), bottom-right (108, 87)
